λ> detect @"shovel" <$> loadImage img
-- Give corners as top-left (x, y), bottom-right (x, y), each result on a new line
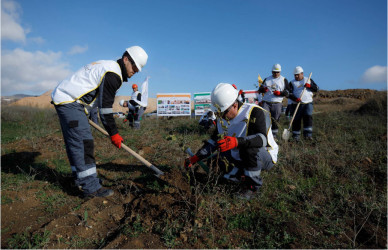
top-left (88, 120), bottom-right (164, 177)
top-left (185, 147), bottom-right (209, 173)
top-left (282, 72), bottom-right (312, 141)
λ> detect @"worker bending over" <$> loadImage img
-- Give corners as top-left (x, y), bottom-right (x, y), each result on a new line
top-left (51, 46), bottom-right (148, 199)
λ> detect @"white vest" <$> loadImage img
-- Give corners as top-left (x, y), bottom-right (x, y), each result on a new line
top-left (263, 75), bottom-right (285, 103)
top-left (217, 103), bottom-right (278, 163)
top-left (52, 60), bottom-right (122, 105)
top-left (290, 76), bottom-right (313, 103)
top-left (131, 90), bottom-right (141, 106)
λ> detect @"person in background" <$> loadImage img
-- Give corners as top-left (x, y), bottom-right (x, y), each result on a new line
top-left (185, 83), bottom-right (278, 200)
top-left (198, 110), bottom-right (216, 130)
top-left (51, 46), bottom-right (148, 199)
top-left (289, 66), bottom-right (319, 141)
top-left (120, 83), bottom-right (146, 129)
top-left (259, 64), bottom-right (290, 139)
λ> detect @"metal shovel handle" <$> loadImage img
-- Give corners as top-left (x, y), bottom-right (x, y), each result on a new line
top-left (89, 120), bottom-right (164, 176)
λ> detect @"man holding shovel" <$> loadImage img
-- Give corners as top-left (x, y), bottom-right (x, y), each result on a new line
top-left (289, 66), bottom-right (319, 141)
top-left (51, 46), bottom-right (148, 199)
top-left (259, 64), bottom-right (290, 139)
top-left (185, 83), bottom-right (278, 200)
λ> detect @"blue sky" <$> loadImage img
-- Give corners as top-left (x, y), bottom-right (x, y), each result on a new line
top-left (1, 0), bottom-right (387, 97)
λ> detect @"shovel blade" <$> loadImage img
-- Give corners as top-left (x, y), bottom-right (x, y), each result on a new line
top-left (282, 129), bottom-right (291, 141)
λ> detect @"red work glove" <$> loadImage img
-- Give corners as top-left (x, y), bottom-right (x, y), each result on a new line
top-left (273, 90), bottom-right (281, 96)
top-left (123, 119), bottom-right (128, 123)
top-left (111, 133), bottom-right (123, 149)
top-left (304, 83), bottom-right (311, 88)
top-left (259, 86), bottom-right (268, 93)
top-left (295, 98), bottom-right (301, 103)
top-left (217, 136), bottom-right (238, 152)
top-left (184, 155), bottom-right (199, 168)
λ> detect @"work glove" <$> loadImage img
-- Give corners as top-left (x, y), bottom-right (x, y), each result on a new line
top-left (111, 133), bottom-right (124, 149)
top-left (259, 86), bottom-right (268, 93)
top-left (295, 98), bottom-right (301, 103)
top-left (184, 155), bottom-right (199, 168)
top-left (304, 83), bottom-right (311, 88)
top-left (273, 90), bottom-right (281, 96)
top-left (217, 136), bottom-right (238, 152)
top-left (123, 119), bottom-right (128, 123)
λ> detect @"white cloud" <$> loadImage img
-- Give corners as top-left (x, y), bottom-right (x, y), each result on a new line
top-left (1, 0), bottom-right (28, 43)
top-left (1, 48), bottom-right (73, 95)
top-left (29, 36), bottom-right (45, 45)
top-left (361, 65), bottom-right (388, 84)
top-left (68, 45), bottom-right (88, 55)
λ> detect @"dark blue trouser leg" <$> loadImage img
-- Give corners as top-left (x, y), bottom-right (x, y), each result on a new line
top-left (134, 107), bottom-right (145, 129)
top-left (223, 147), bottom-right (274, 191)
top-left (55, 102), bottom-right (101, 195)
top-left (263, 102), bottom-right (282, 138)
top-left (303, 103), bottom-right (313, 138)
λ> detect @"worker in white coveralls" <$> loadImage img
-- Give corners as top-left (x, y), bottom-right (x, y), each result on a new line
top-left (185, 83), bottom-right (278, 200)
top-left (259, 64), bottom-right (290, 139)
top-left (289, 66), bottom-right (319, 141)
top-left (51, 46), bottom-right (148, 199)
top-left (119, 81), bottom-right (147, 129)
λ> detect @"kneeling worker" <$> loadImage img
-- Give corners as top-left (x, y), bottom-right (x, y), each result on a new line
top-left (185, 83), bottom-right (278, 200)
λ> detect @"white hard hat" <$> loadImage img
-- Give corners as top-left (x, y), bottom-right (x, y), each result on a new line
top-left (294, 66), bottom-right (304, 74)
top-left (119, 100), bottom-right (125, 107)
top-left (211, 83), bottom-right (239, 112)
top-left (126, 46), bottom-right (148, 72)
top-left (272, 64), bottom-right (282, 72)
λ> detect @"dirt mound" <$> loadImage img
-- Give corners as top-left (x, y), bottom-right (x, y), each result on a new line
top-left (10, 90), bottom-right (157, 113)
top-left (316, 89), bottom-right (382, 100)
top-left (357, 92), bottom-right (387, 115)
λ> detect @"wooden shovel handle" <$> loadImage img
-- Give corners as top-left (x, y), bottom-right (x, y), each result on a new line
top-left (88, 119), bottom-right (164, 176)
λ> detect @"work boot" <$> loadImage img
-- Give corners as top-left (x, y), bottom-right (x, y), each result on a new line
top-left (83, 187), bottom-right (114, 200)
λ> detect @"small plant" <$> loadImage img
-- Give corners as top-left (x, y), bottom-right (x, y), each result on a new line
top-left (7, 228), bottom-right (51, 249)
top-left (35, 190), bottom-right (67, 214)
top-left (121, 214), bottom-right (145, 237)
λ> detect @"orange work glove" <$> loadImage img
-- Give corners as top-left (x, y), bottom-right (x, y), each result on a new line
top-left (111, 133), bottom-right (124, 149)
top-left (217, 136), bottom-right (238, 152)
top-left (184, 155), bottom-right (199, 168)
top-left (304, 83), bottom-right (311, 88)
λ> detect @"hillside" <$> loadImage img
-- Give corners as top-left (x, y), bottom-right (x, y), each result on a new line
top-left (9, 90), bottom-right (157, 113)
top-left (8, 89), bottom-right (385, 114)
